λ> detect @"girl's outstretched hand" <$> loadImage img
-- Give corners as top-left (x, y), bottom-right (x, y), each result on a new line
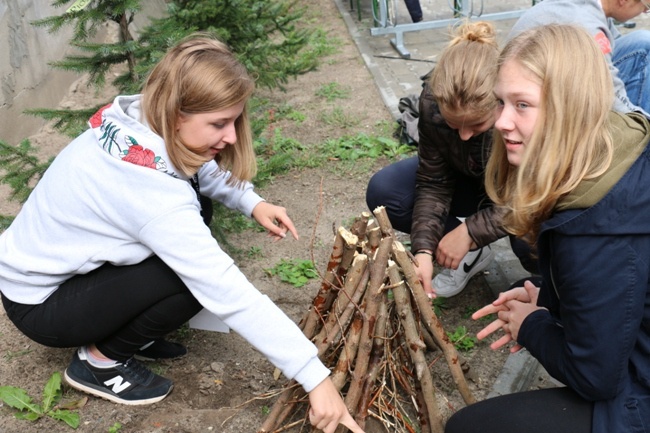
top-left (473, 280), bottom-right (541, 352)
top-left (251, 201), bottom-right (299, 241)
top-left (308, 378), bottom-right (365, 433)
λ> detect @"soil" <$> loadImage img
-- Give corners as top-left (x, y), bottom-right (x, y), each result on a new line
top-left (0, 1), bottom-right (518, 432)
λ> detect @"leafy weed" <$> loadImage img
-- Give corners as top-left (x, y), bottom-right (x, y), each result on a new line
top-left (447, 325), bottom-right (478, 352)
top-left (265, 259), bottom-right (319, 288)
top-left (0, 372), bottom-right (84, 429)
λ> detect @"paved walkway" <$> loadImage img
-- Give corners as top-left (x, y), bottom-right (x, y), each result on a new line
top-left (333, 0), bottom-right (650, 396)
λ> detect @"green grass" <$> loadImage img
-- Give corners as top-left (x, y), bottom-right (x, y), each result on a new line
top-left (315, 82), bottom-right (350, 101)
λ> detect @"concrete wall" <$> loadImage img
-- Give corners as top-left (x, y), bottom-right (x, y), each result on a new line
top-left (0, 0), bottom-right (167, 145)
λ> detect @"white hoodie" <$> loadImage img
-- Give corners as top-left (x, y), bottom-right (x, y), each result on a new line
top-left (0, 95), bottom-right (330, 391)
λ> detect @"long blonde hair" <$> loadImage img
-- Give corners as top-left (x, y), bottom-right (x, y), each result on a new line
top-left (430, 20), bottom-right (499, 118)
top-left (485, 24), bottom-right (614, 242)
top-left (141, 34), bottom-right (256, 184)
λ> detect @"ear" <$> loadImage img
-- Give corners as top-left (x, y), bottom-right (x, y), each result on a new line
top-left (176, 113), bottom-right (186, 131)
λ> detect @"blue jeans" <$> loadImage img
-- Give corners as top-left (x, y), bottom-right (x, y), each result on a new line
top-left (613, 30), bottom-right (650, 114)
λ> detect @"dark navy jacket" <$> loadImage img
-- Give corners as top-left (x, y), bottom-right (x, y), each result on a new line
top-left (518, 112), bottom-right (650, 433)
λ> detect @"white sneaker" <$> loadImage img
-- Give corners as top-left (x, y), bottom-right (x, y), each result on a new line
top-left (433, 246), bottom-right (494, 297)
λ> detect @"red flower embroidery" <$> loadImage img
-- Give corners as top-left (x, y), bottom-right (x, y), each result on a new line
top-left (88, 103), bottom-right (113, 128)
top-left (594, 31), bottom-right (612, 55)
top-left (123, 145), bottom-right (157, 169)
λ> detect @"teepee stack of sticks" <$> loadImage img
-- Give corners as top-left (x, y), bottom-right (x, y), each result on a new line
top-left (258, 206), bottom-right (476, 433)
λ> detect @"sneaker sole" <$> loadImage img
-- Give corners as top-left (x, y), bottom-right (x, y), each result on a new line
top-left (64, 369), bottom-right (173, 406)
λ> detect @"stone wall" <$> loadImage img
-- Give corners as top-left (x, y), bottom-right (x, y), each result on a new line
top-left (0, 1), bottom-right (167, 145)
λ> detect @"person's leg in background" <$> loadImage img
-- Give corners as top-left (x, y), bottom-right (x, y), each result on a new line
top-left (366, 156), bottom-right (418, 233)
top-left (445, 387), bottom-right (593, 433)
top-left (613, 30), bottom-right (650, 113)
top-left (403, 0), bottom-right (423, 22)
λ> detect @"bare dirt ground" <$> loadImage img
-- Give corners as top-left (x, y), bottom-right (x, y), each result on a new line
top-left (0, 1), bottom-right (518, 432)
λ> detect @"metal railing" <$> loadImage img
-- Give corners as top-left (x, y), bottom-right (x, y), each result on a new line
top-left (369, 0), bottom-right (537, 58)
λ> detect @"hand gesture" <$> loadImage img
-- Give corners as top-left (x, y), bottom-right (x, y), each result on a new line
top-left (251, 201), bottom-right (299, 241)
top-left (473, 280), bottom-right (542, 352)
top-left (308, 378), bottom-right (365, 433)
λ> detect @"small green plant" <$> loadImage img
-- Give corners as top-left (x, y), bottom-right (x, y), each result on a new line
top-left (286, 110), bottom-right (306, 123)
top-left (320, 107), bottom-right (359, 128)
top-left (431, 296), bottom-right (448, 317)
top-left (322, 133), bottom-right (413, 160)
top-left (108, 422), bottom-right (123, 433)
top-left (4, 348), bottom-right (34, 361)
top-left (272, 104), bottom-right (306, 123)
top-left (247, 246), bottom-right (263, 258)
top-left (261, 405), bottom-right (271, 415)
top-left (265, 259), bottom-right (318, 288)
top-left (0, 372), bottom-right (82, 429)
top-left (447, 325), bottom-right (478, 352)
top-left (315, 82), bottom-right (350, 101)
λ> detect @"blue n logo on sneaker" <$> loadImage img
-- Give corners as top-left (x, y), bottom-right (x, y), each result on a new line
top-left (104, 375), bottom-right (131, 393)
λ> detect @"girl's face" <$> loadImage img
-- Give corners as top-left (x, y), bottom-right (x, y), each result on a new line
top-left (176, 101), bottom-right (246, 161)
top-left (494, 60), bottom-right (541, 167)
top-left (440, 107), bottom-right (496, 141)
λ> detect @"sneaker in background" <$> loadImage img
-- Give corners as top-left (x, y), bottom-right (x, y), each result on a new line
top-left (135, 340), bottom-right (187, 362)
top-left (433, 245), bottom-right (495, 297)
top-left (64, 348), bottom-right (173, 405)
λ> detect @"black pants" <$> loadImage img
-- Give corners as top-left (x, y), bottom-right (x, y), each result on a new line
top-left (1, 195), bottom-right (213, 362)
top-left (404, 0), bottom-right (422, 22)
top-left (2, 256), bottom-right (202, 362)
top-left (445, 387), bottom-right (593, 433)
top-left (366, 156), bottom-right (538, 274)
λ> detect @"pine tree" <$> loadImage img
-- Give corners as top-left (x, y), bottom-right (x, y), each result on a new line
top-left (27, 0), bottom-right (143, 136)
top-left (0, 0), bottom-right (330, 232)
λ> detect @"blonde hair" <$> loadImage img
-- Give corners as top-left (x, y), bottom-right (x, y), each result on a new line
top-left (430, 20), bottom-right (499, 118)
top-left (485, 24), bottom-right (614, 242)
top-left (141, 34), bottom-right (256, 184)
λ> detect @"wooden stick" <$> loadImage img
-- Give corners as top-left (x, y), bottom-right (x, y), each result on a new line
top-left (343, 236), bottom-right (392, 416)
top-left (331, 312), bottom-right (363, 390)
top-left (301, 229), bottom-right (345, 338)
top-left (392, 240), bottom-right (476, 405)
top-left (415, 380), bottom-right (433, 433)
top-left (257, 381), bottom-right (304, 433)
top-left (366, 226), bottom-right (381, 253)
top-left (350, 211), bottom-right (371, 240)
top-left (387, 260), bottom-right (443, 433)
top-left (372, 206), bottom-right (394, 237)
top-left (322, 228), bottom-right (361, 319)
top-left (356, 292), bottom-right (389, 427)
top-left (313, 255), bottom-right (368, 356)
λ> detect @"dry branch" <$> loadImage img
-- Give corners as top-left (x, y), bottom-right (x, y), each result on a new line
top-left (259, 207), bottom-right (477, 433)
